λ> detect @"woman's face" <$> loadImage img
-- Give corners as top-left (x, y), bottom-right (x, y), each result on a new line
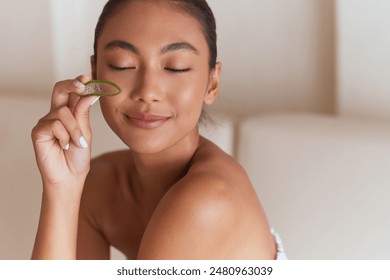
top-left (94, 1), bottom-right (220, 154)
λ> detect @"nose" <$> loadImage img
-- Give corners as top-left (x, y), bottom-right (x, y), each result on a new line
top-left (130, 68), bottom-right (163, 104)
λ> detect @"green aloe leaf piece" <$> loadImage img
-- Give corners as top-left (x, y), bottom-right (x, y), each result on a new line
top-left (74, 80), bottom-right (122, 97)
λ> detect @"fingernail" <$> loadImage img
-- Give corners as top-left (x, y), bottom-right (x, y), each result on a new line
top-left (81, 74), bottom-right (91, 79)
top-left (64, 143), bottom-right (70, 151)
top-left (91, 96), bottom-right (100, 106)
top-left (74, 81), bottom-right (85, 89)
top-left (79, 136), bottom-right (88, 149)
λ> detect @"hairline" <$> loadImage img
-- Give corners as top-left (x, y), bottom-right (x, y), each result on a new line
top-left (94, 0), bottom-right (215, 69)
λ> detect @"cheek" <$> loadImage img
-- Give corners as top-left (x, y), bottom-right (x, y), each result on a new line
top-left (167, 74), bottom-right (208, 108)
top-left (170, 84), bottom-right (206, 122)
top-left (99, 96), bottom-right (119, 112)
top-left (98, 96), bottom-right (123, 128)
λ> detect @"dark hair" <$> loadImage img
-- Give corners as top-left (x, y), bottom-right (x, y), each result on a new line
top-left (93, 0), bottom-right (217, 70)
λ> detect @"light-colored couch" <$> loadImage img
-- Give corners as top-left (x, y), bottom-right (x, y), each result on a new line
top-left (237, 113), bottom-right (390, 259)
top-left (1, 95), bottom-right (389, 259)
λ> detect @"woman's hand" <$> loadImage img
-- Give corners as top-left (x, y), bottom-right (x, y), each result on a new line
top-left (31, 75), bottom-right (100, 259)
top-left (31, 75), bottom-right (100, 190)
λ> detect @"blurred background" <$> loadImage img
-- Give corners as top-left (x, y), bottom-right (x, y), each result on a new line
top-left (0, 0), bottom-right (389, 259)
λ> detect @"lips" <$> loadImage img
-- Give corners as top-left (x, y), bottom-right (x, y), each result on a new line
top-left (126, 112), bottom-right (171, 129)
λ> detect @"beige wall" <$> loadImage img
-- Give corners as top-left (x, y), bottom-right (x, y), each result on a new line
top-left (49, 0), bottom-right (107, 81)
top-left (336, 0), bottom-right (390, 120)
top-left (0, 0), bottom-right (55, 96)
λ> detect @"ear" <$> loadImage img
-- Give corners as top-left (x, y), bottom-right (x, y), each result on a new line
top-left (204, 62), bottom-right (222, 105)
top-left (90, 55), bottom-right (97, 80)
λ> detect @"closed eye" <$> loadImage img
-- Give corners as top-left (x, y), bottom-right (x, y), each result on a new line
top-left (165, 67), bottom-right (191, 73)
top-left (109, 64), bottom-right (136, 71)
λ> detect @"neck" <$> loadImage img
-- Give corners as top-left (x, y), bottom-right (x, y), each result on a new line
top-left (129, 130), bottom-right (201, 196)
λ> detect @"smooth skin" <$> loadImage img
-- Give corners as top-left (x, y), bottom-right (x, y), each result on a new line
top-left (31, 0), bottom-right (276, 260)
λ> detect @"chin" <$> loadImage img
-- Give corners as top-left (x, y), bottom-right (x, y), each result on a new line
top-left (121, 127), bottom-right (199, 156)
top-left (126, 139), bottom-right (170, 155)
top-left (115, 128), bottom-right (176, 155)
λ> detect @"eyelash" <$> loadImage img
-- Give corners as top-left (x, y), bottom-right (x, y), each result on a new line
top-left (165, 68), bottom-right (191, 73)
top-left (109, 64), bottom-right (191, 73)
top-left (109, 64), bottom-right (135, 71)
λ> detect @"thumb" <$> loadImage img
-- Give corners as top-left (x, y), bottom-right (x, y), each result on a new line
top-left (73, 95), bottom-right (100, 143)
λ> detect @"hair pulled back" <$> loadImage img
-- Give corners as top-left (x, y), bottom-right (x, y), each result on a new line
top-left (93, 0), bottom-right (217, 70)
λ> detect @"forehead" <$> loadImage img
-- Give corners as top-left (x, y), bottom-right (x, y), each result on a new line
top-left (98, 1), bottom-right (208, 54)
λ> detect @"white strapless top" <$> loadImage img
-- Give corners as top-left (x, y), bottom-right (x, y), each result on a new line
top-left (271, 228), bottom-right (288, 260)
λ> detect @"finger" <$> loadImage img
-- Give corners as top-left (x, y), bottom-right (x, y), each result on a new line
top-left (57, 106), bottom-right (91, 149)
top-left (43, 106), bottom-right (89, 149)
top-left (51, 120), bottom-right (71, 150)
top-left (67, 93), bottom-right (80, 114)
top-left (67, 75), bottom-right (92, 113)
top-left (72, 94), bottom-right (100, 142)
top-left (78, 74), bottom-right (92, 84)
top-left (50, 75), bottom-right (87, 110)
top-left (32, 119), bottom-right (70, 150)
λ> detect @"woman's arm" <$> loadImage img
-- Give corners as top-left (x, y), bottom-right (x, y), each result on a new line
top-left (31, 75), bottom-right (99, 259)
top-left (31, 185), bottom-right (84, 259)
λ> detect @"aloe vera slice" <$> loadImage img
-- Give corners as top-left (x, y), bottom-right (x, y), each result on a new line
top-left (74, 80), bottom-right (121, 97)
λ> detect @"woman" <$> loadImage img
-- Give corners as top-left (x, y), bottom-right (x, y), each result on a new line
top-left (31, 0), bottom-right (278, 260)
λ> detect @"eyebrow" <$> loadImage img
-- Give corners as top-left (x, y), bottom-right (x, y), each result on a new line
top-left (160, 42), bottom-right (199, 55)
top-left (104, 40), bottom-right (199, 55)
top-left (104, 40), bottom-right (139, 54)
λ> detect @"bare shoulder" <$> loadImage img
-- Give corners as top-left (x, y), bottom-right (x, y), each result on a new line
top-left (176, 137), bottom-right (257, 215)
top-left (187, 137), bottom-right (252, 188)
top-left (137, 137), bottom-right (275, 259)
